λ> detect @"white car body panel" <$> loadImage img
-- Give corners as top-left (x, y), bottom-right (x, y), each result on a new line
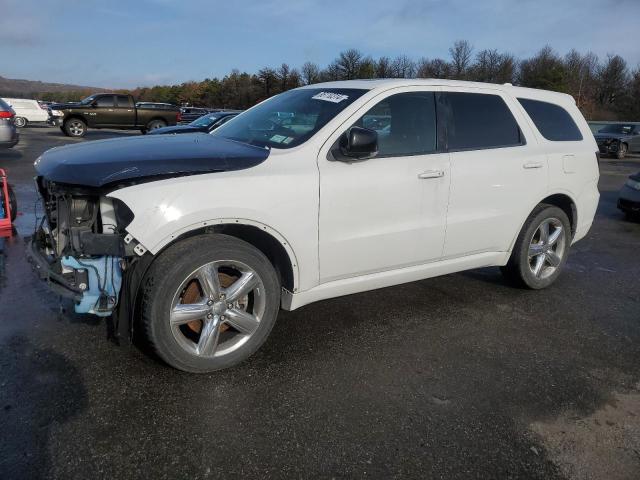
top-left (107, 79), bottom-right (599, 311)
top-left (2, 98), bottom-right (49, 123)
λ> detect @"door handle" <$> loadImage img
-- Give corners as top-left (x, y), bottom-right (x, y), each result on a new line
top-left (523, 161), bottom-right (543, 169)
top-left (418, 170), bottom-right (445, 179)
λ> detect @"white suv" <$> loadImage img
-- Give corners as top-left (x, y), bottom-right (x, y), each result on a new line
top-left (30, 79), bottom-right (600, 372)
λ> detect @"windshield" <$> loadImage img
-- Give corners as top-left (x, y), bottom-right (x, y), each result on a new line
top-left (598, 124), bottom-right (636, 134)
top-left (79, 95), bottom-right (98, 105)
top-left (211, 88), bottom-right (367, 149)
top-left (191, 113), bottom-right (225, 127)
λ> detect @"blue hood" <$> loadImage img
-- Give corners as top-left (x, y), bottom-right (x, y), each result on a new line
top-left (35, 133), bottom-right (270, 188)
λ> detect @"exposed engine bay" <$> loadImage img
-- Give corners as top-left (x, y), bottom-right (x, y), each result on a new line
top-left (29, 178), bottom-right (137, 317)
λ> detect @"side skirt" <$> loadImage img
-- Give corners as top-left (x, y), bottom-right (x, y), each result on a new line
top-left (281, 251), bottom-right (509, 311)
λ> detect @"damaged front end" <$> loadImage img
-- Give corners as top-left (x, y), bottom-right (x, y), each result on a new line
top-left (28, 178), bottom-right (142, 317)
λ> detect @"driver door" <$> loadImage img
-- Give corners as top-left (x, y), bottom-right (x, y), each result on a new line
top-left (318, 88), bottom-right (450, 283)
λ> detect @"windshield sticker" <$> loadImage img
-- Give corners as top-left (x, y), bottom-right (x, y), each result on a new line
top-left (282, 137), bottom-right (294, 144)
top-left (312, 92), bottom-right (349, 103)
top-left (269, 134), bottom-right (288, 143)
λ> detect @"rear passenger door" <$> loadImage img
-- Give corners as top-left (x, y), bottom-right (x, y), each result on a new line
top-left (113, 95), bottom-right (135, 127)
top-left (442, 88), bottom-right (548, 258)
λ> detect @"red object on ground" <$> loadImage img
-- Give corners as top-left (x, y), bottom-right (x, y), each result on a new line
top-left (0, 168), bottom-right (12, 232)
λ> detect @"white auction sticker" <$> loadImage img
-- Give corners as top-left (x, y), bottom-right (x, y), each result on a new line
top-left (312, 92), bottom-right (349, 103)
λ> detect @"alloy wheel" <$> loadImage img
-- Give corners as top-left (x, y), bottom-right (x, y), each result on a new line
top-left (527, 217), bottom-right (566, 279)
top-left (170, 260), bottom-right (266, 358)
top-left (69, 121), bottom-right (85, 136)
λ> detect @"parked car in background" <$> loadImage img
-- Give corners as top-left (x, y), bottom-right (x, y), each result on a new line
top-left (29, 79), bottom-right (599, 373)
top-left (618, 171), bottom-right (640, 220)
top-left (2, 97), bottom-right (50, 127)
top-left (0, 98), bottom-right (19, 148)
top-left (49, 93), bottom-right (181, 137)
top-left (149, 110), bottom-right (241, 135)
top-left (179, 107), bottom-right (211, 124)
top-left (593, 123), bottom-right (640, 159)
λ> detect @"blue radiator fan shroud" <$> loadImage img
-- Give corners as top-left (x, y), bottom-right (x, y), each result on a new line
top-left (61, 256), bottom-right (123, 317)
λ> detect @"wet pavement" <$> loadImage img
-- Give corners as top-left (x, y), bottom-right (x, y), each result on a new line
top-left (1, 127), bottom-right (639, 479)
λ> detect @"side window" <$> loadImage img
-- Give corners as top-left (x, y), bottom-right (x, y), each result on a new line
top-left (353, 92), bottom-right (437, 157)
top-left (518, 98), bottom-right (583, 141)
top-left (96, 95), bottom-right (115, 107)
top-left (116, 95), bottom-right (131, 108)
top-left (445, 92), bottom-right (524, 151)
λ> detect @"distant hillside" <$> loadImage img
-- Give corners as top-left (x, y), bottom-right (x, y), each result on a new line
top-left (0, 75), bottom-right (108, 101)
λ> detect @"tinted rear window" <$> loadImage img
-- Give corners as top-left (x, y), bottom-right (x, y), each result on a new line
top-left (518, 98), bottom-right (583, 141)
top-left (445, 92), bottom-right (524, 151)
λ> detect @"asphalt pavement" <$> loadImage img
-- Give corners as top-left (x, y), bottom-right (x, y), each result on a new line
top-left (1, 126), bottom-right (639, 479)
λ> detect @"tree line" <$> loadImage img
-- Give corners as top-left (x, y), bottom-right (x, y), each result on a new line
top-left (32, 41), bottom-right (640, 121)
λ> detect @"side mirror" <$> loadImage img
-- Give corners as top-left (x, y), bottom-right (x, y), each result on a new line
top-left (339, 126), bottom-right (378, 160)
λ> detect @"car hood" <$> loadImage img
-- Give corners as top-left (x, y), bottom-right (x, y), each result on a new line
top-left (594, 132), bottom-right (631, 141)
top-left (148, 125), bottom-right (206, 135)
top-left (49, 102), bottom-right (82, 110)
top-left (35, 133), bottom-right (270, 187)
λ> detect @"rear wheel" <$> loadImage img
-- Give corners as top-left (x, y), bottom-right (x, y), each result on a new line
top-left (617, 142), bottom-right (628, 159)
top-left (63, 118), bottom-right (87, 137)
top-left (14, 117), bottom-right (27, 128)
top-left (143, 119), bottom-right (166, 134)
top-left (141, 234), bottom-right (280, 372)
top-left (501, 205), bottom-right (571, 289)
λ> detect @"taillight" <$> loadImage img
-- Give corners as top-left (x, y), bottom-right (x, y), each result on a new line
top-left (0, 111), bottom-right (14, 119)
top-left (176, 112), bottom-right (182, 122)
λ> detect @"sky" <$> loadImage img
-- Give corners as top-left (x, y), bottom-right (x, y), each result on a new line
top-left (1, 0), bottom-right (638, 89)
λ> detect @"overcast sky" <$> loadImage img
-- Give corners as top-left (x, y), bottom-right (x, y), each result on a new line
top-left (2, 0), bottom-right (638, 88)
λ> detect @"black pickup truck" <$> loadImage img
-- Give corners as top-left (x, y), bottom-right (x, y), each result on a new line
top-left (49, 94), bottom-right (181, 137)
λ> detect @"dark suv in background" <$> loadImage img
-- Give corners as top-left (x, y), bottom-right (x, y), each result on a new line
top-left (594, 123), bottom-right (640, 159)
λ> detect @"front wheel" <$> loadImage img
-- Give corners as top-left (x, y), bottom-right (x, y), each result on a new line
top-left (63, 118), bottom-right (87, 137)
top-left (141, 234), bottom-right (281, 372)
top-left (501, 205), bottom-right (571, 289)
top-left (14, 117), bottom-right (27, 128)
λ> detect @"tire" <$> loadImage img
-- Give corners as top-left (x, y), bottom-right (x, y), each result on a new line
top-left (501, 204), bottom-right (572, 289)
top-left (140, 234), bottom-right (281, 373)
top-left (7, 184), bottom-right (17, 222)
top-left (143, 119), bottom-right (166, 134)
top-left (617, 142), bottom-right (628, 159)
top-left (63, 118), bottom-right (87, 137)
top-left (14, 117), bottom-right (27, 128)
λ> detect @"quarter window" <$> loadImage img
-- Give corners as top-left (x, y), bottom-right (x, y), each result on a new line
top-left (518, 98), bottom-right (583, 141)
top-left (353, 92), bottom-right (437, 157)
top-left (445, 92), bottom-right (524, 151)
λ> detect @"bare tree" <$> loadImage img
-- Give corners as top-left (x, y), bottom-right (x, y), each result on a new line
top-left (596, 54), bottom-right (629, 106)
top-left (391, 55), bottom-right (416, 78)
top-left (336, 49), bottom-right (364, 80)
top-left (277, 63), bottom-right (291, 92)
top-left (301, 61), bottom-right (320, 85)
top-left (470, 49), bottom-right (515, 84)
top-left (449, 40), bottom-right (473, 78)
top-left (375, 56), bottom-right (393, 78)
top-left (416, 58), bottom-right (451, 78)
top-left (564, 49), bottom-right (598, 111)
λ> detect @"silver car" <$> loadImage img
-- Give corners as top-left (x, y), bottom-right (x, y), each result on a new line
top-left (0, 98), bottom-right (19, 148)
